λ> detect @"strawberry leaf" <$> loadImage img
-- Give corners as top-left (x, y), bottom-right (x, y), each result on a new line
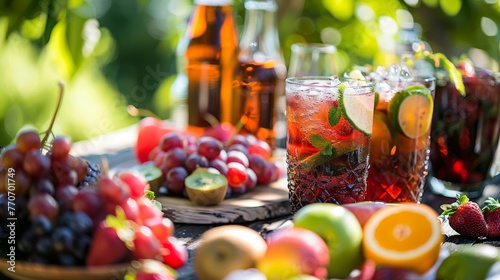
top-left (482, 197), bottom-right (500, 212)
top-left (145, 189), bottom-right (155, 200)
top-left (457, 194), bottom-right (469, 204)
top-left (328, 107), bottom-right (341, 127)
top-left (153, 200), bottom-right (162, 212)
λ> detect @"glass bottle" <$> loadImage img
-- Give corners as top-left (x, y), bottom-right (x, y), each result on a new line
top-left (232, 0), bottom-right (286, 148)
top-left (183, 0), bottom-right (238, 134)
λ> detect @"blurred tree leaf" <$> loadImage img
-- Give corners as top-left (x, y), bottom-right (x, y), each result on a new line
top-left (439, 0), bottom-right (462, 16)
top-left (65, 10), bottom-right (86, 75)
top-left (323, 0), bottom-right (354, 21)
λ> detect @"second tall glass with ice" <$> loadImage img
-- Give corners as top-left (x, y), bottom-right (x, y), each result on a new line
top-left (365, 65), bottom-right (436, 202)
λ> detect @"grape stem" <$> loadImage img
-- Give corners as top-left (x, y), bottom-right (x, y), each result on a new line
top-left (40, 82), bottom-right (64, 150)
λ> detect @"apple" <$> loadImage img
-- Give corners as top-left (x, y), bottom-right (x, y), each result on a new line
top-left (256, 227), bottom-right (329, 279)
top-left (194, 225), bottom-right (267, 280)
top-left (342, 201), bottom-right (391, 229)
top-left (293, 203), bottom-right (364, 279)
top-left (135, 117), bottom-right (178, 163)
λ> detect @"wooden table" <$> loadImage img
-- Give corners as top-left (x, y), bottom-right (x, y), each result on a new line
top-left (68, 124), bottom-right (500, 280)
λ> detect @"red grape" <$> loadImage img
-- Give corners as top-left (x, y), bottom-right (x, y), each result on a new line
top-left (72, 188), bottom-right (104, 221)
top-left (31, 178), bottom-right (55, 196)
top-left (215, 149), bottom-right (227, 162)
top-left (66, 155), bottom-right (88, 182)
top-left (248, 154), bottom-right (267, 178)
top-left (16, 130), bottom-right (41, 153)
top-left (208, 159), bottom-right (228, 176)
top-left (13, 170), bottom-right (30, 196)
top-left (257, 162), bottom-right (278, 184)
top-left (230, 134), bottom-right (249, 147)
top-left (184, 153), bottom-right (209, 173)
top-left (245, 168), bottom-right (258, 191)
top-left (148, 146), bottom-right (162, 162)
top-left (248, 139), bottom-right (272, 158)
top-left (23, 150), bottom-right (50, 177)
top-left (166, 167), bottom-right (188, 194)
top-left (196, 137), bottom-right (223, 160)
top-left (226, 150), bottom-right (249, 167)
top-left (55, 184), bottom-right (78, 212)
top-left (28, 193), bottom-right (59, 222)
top-left (163, 147), bottom-right (187, 172)
top-left (51, 136), bottom-right (72, 160)
top-left (1, 145), bottom-right (24, 168)
top-left (227, 162), bottom-right (247, 187)
top-left (97, 177), bottom-right (130, 204)
top-left (227, 143), bottom-right (248, 154)
top-left (160, 132), bottom-right (186, 152)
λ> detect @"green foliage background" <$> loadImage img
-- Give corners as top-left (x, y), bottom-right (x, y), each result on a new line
top-left (0, 0), bottom-right (498, 147)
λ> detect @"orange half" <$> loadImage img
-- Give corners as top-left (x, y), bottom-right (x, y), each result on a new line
top-left (362, 203), bottom-right (443, 275)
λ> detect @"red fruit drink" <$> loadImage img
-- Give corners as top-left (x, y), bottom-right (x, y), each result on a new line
top-left (429, 73), bottom-right (500, 198)
top-left (366, 77), bottom-right (435, 203)
top-left (286, 77), bottom-right (375, 213)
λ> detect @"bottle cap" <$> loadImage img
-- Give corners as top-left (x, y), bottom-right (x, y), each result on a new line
top-left (195, 0), bottom-right (233, 5)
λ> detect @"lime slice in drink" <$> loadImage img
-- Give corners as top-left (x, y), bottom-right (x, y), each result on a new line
top-left (388, 84), bottom-right (433, 139)
top-left (339, 87), bottom-right (374, 135)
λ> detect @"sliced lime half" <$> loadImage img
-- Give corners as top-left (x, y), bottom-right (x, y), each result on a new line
top-left (388, 84), bottom-right (433, 139)
top-left (339, 87), bottom-right (375, 135)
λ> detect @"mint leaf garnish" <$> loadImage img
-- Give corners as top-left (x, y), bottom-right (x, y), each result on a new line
top-left (310, 134), bottom-right (330, 149)
top-left (435, 53), bottom-right (465, 96)
top-left (328, 107), bottom-right (341, 127)
top-left (321, 145), bottom-right (333, 156)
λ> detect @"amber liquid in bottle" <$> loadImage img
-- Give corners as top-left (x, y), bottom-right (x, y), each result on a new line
top-left (232, 0), bottom-right (285, 148)
top-left (184, 2), bottom-right (238, 134)
top-left (233, 61), bottom-right (279, 147)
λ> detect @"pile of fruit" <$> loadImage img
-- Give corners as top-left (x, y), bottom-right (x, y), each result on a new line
top-left (0, 130), bottom-right (187, 277)
top-left (0, 88), bottom-right (188, 279)
top-left (134, 117), bottom-right (285, 205)
top-left (190, 201), bottom-right (500, 280)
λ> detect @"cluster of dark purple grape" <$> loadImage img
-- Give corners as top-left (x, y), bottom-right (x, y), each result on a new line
top-left (0, 130), bottom-right (99, 265)
top-left (147, 132), bottom-right (285, 199)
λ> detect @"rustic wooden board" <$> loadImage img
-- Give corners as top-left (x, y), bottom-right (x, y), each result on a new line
top-left (157, 177), bottom-right (291, 224)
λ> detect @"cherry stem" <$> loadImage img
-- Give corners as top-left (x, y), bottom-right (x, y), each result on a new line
top-left (127, 105), bottom-right (161, 119)
top-left (41, 82), bottom-right (64, 149)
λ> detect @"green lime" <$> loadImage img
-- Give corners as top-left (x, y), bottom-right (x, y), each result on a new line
top-left (387, 84), bottom-right (433, 139)
top-left (436, 244), bottom-right (500, 280)
top-left (185, 169), bottom-right (228, 206)
top-left (339, 87), bottom-right (374, 136)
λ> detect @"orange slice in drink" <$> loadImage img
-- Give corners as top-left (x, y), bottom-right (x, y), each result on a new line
top-left (362, 203), bottom-right (443, 275)
top-left (388, 85), bottom-right (433, 139)
top-left (370, 111), bottom-right (393, 159)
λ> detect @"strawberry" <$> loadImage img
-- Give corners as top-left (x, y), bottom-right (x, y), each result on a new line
top-left (440, 194), bottom-right (488, 238)
top-left (482, 197), bottom-right (500, 238)
top-left (86, 220), bottom-right (131, 266)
